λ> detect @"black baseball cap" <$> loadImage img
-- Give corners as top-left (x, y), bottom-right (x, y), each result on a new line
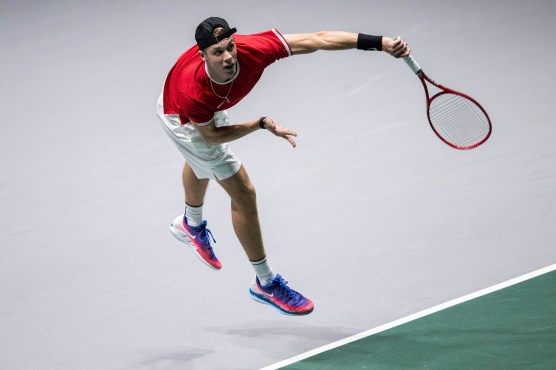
top-left (195, 17), bottom-right (237, 50)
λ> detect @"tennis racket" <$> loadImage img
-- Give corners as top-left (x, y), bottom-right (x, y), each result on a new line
top-left (403, 55), bottom-right (492, 150)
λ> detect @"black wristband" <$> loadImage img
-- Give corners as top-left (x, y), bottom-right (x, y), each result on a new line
top-left (258, 116), bottom-right (267, 129)
top-left (357, 34), bottom-right (383, 51)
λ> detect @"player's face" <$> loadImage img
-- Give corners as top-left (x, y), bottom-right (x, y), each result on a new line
top-left (201, 37), bottom-right (238, 83)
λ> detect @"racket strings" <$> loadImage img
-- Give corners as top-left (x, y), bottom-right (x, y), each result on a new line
top-left (428, 93), bottom-right (490, 148)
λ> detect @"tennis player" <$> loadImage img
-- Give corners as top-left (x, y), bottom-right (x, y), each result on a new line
top-left (157, 17), bottom-right (410, 315)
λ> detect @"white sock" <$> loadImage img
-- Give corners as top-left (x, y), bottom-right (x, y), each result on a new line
top-left (185, 203), bottom-right (203, 227)
top-left (251, 256), bottom-right (275, 286)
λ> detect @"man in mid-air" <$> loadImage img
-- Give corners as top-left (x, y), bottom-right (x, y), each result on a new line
top-left (157, 17), bottom-right (410, 315)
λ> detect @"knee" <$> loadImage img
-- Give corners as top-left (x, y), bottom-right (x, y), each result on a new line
top-left (231, 182), bottom-right (257, 207)
top-left (223, 166), bottom-right (259, 206)
top-left (238, 182), bottom-right (257, 202)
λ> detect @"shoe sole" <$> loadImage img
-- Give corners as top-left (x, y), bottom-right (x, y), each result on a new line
top-left (169, 222), bottom-right (221, 271)
top-left (249, 289), bottom-right (313, 316)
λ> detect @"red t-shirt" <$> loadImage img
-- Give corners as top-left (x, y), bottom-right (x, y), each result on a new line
top-left (163, 29), bottom-right (292, 124)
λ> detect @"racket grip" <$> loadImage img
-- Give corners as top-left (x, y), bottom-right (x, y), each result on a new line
top-left (403, 55), bottom-right (422, 75)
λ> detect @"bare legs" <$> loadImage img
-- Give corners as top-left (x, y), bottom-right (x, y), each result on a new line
top-left (181, 162), bottom-right (266, 261)
top-left (180, 162), bottom-right (313, 315)
top-left (182, 162), bottom-right (209, 207)
top-left (217, 165), bottom-right (266, 261)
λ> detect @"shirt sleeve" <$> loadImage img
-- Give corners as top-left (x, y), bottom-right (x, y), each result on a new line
top-left (267, 29), bottom-right (292, 59)
top-left (238, 29), bottom-right (292, 68)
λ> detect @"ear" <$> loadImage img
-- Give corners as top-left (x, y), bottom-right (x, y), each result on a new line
top-left (198, 50), bottom-right (206, 61)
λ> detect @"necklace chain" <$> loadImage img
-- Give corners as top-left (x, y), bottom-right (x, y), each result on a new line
top-left (209, 78), bottom-right (234, 108)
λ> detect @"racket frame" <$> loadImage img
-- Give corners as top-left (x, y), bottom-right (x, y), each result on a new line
top-left (403, 56), bottom-right (492, 150)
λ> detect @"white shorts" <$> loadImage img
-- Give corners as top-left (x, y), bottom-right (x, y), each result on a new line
top-left (156, 91), bottom-right (241, 180)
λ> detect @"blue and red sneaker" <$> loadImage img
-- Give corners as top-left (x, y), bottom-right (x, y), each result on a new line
top-left (249, 274), bottom-right (314, 315)
top-left (169, 214), bottom-right (222, 270)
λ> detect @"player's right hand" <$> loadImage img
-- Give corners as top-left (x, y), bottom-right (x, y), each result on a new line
top-left (382, 36), bottom-right (410, 58)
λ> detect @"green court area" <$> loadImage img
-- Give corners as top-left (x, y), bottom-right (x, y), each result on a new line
top-left (281, 269), bottom-right (556, 369)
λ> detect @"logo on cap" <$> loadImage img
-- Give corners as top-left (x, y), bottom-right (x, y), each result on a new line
top-left (195, 17), bottom-right (237, 50)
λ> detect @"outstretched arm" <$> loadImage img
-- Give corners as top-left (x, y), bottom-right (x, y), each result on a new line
top-left (283, 32), bottom-right (410, 58)
top-left (192, 117), bottom-right (297, 148)
top-left (283, 31), bottom-right (358, 54)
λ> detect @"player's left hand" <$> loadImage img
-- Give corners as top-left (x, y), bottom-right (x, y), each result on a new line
top-left (382, 36), bottom-right (410, 58)
top-left (263, 117), bottom-right (297, 148)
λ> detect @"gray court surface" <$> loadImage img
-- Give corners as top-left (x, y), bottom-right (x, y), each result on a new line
top-left (1, 1), bottom-right (555, 369)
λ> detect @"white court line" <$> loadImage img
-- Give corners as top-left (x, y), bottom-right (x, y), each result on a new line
top-left (261, 263), bottom-right (556, 370)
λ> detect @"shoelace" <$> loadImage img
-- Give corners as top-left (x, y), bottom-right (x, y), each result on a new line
top-left (196, 220), bottom-right (216, 250)
top-left (272, 275), bottom-right (302, 304)
top-left (191, 221), bottom-right (216, 253)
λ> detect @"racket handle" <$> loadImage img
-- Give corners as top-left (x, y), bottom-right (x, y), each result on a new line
top-left (403, 55), bottom-right (422, 75)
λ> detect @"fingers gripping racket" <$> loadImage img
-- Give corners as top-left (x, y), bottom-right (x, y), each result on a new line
top-left (403, 55), bottom-right (492, 150)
